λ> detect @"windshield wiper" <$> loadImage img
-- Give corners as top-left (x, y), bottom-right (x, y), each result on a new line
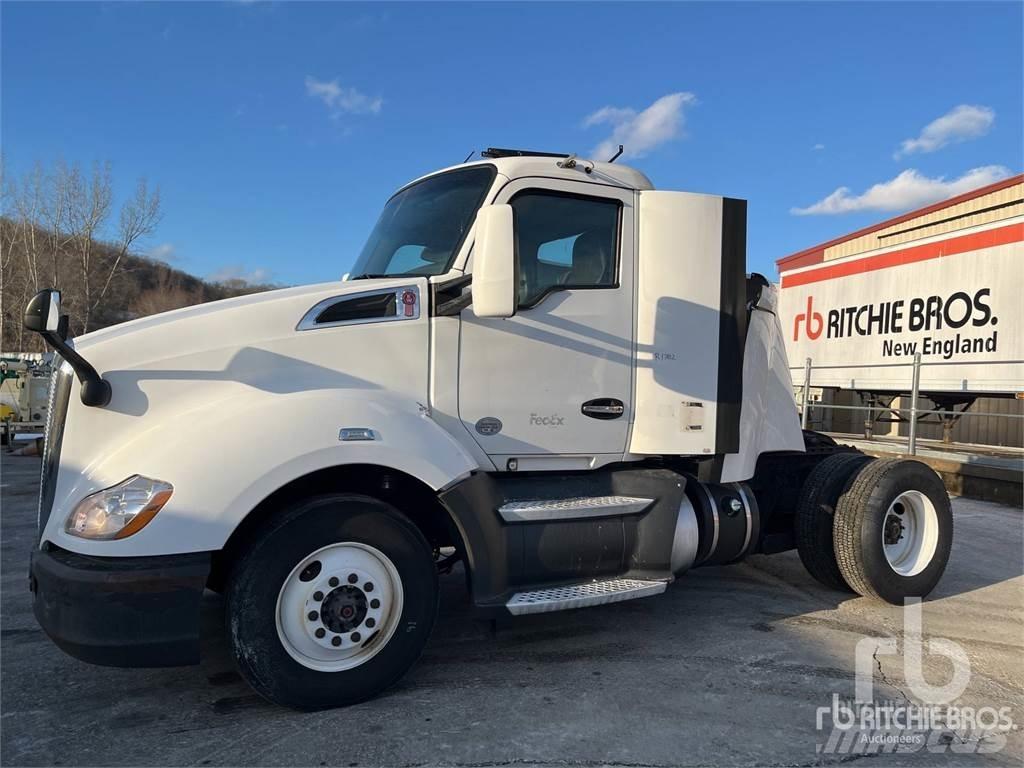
top-left (349, 273), bottom-right (392, 280)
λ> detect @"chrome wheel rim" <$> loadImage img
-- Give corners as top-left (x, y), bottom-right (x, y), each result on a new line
top-left (882, 490), bottom-right (939, 577)
top-left (276, 542), bottom-right (403, 672)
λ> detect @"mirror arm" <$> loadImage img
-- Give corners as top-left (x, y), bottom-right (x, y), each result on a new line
top-left (431, 274), bottom-right (473, 316)
top-left (40, 331), bottom-right (112, 408)
top-left (435, 287), bottom-right (473, 316)
top-left (23, 289), bottom-right (110, 407)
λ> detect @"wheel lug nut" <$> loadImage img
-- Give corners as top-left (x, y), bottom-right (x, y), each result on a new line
top-left (348, 573), bottom-right (358, 584)
top-left (315, 628), bottom-right (326, 639)
top-left (365, 618), bottom-right (376, 628)
top-left (308, 611), bottom-right (319, 621)
top-left (364, 582), bottom-right (374, 592)
top-left (329, 577), bottom-right (339, 587)
top-left (370, 598), bottom-right (380, 609)
top-left (331, 636), bottom-right (342, 647)
top-left (351, 632), bottom-right (361, 643)
top-left (313, 591), bottom-right (324, 601)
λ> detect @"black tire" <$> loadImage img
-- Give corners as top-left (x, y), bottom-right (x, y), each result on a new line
top-left (833, 459), bottom-right (953, 604)
top-left (226, 494), bottom-right (438, 710)
top-left (795, 452), bottom-right (873, 592)
top-left (802, 430), bottom-right (838, 450)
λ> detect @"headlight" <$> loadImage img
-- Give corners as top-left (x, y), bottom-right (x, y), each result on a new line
top-left (65, 475), bottom-right (173, 540)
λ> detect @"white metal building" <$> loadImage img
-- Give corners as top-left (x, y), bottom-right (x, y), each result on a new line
top-left (777, 173), bottom-right (1023, 447)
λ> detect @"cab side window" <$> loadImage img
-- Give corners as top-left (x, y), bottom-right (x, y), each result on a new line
top-left (510, 191), bottom-right (620, 308)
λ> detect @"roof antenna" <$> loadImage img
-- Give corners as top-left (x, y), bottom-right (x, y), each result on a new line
top-left (463, 150), bottom-right (475, 163)
top-left (608, 144), bottom-right (624, 163)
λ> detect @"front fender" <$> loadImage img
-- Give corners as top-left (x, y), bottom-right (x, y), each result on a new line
top-left (44, 389), bottom-right (479, 557)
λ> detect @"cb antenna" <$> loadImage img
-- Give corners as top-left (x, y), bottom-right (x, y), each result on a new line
top-left (463, 150), bottom-right (475, 163)
top-left (608, 144), bottom-right (624, 163)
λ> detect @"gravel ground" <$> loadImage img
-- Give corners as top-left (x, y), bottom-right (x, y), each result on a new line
top-left (2, 453), bottom-right (1021, 767)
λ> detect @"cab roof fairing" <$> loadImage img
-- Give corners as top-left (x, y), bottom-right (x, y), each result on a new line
top-left (399, 156), bottom-right (656, 196)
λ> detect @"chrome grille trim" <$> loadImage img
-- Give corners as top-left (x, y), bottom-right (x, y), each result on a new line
top-left (36, 356), bottom-right (72, 541)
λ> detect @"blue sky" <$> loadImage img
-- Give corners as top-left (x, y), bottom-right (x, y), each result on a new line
top-left (3, 1), bottom-right (1021, 286)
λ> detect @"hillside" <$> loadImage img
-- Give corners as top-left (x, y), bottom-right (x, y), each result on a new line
top-left (1, 216), bottom-right (279, 352)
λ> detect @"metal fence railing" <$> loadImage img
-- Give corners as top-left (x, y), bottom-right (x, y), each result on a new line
top-left (792, 355), bottom-right (1024, 456)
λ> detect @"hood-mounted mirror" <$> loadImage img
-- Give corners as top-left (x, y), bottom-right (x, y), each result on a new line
top-left (24, 290), bottom-right (111, 407)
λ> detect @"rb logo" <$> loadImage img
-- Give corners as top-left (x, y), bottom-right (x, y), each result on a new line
top-left (794, 296), bottom-right (823, 341)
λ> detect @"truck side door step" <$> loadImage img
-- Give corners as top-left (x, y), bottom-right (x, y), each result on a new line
top-left (506, 577), bottom-right (667, 615)
top-left (497, 495), bottom-right (653, 523)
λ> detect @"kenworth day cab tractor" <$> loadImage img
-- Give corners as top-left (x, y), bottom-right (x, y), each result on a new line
top-left (24, 149), bottom-right (953, 710)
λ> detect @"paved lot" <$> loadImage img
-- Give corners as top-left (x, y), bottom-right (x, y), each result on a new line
top-left (2, 453), bottom-right (1022, 767)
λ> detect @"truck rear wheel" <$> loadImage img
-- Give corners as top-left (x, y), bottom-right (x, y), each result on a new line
top-left (795, 452), bottom-right (873, 592)
top-left (226, 494), bottom-right (438, 709)
top-left (833, 459), bottom-right (952, 604)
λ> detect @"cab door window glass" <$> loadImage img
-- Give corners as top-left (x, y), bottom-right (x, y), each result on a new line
top-left (510, 192), bottom-right (620, 308)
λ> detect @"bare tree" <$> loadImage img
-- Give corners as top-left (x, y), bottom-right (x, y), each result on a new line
top-left (42, 159), bottom-right (74, 288)
top-left (66, 162), bottom-right (113, 332)
top-left (1, 159), bottom-right (167, 347)
top-left (95, 178), bottom-right (162, 310)
top-left (0, 158), bottom-right (13, 349)
top-left (0, 157), bottom-right (269, 351)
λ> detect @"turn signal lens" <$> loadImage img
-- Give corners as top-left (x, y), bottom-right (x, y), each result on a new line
top-left (65, 475), bottom-right (173, 540)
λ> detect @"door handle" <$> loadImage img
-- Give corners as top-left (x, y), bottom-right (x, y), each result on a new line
top-left (581, 398), bottom-right (625, 420)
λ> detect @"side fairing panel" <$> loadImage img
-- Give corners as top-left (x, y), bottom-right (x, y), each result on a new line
top-left (721, 285), bottom-right (804, 482)
top-left (630, 191), bottom-right (723, 456)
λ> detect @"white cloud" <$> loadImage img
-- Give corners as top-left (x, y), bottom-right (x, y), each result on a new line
top-left (147, 243), bottom-right (177, 262)
top-left (791, 165), bottom-right (1011, 216)
top-left (584, 92), bottom-right (696, 161)
top-left (208, 264), bottom-right (272, 284)
top-left (305, 75), bottom-right (382, 118)
top-left (812, 143), bottom-right (825, 151)
top-left (583, 106), bottom-right (636, 129)
top-left (895, 104), bottom-right (995, 158)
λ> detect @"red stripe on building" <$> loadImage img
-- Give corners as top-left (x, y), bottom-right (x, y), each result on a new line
top-left (780, 223), bottom-right (1024, 288)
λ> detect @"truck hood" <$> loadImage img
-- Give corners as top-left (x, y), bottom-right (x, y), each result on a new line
top-left (63, 276), bottom-right (431, 418)
top-left (73, 277), bottom-right (416, 361)
top-left (40, 273), bottom-right (476, 558)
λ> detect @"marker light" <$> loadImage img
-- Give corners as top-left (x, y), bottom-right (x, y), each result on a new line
top-left (65, 475), bottom-right (173, 540)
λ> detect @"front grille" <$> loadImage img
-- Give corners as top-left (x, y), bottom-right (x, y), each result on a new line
top-left (37, 356), bottom-right (73, 541)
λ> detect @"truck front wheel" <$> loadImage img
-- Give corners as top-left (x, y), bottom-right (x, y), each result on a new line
top-left (226, 494), bottom-right (438, 709)
top-left (833, 459), bottom-right (953, 604)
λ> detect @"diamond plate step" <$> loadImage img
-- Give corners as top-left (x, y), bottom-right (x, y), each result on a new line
top-left (506, 578), bottom-right (667, 615)
top-left (498, 495), bottom-right (653, 523)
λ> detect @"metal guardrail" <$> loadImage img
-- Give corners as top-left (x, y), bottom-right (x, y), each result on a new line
top-left (792, 356), bottom-right (1024, 455)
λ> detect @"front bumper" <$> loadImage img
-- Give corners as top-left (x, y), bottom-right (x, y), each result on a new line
top-left (30, 545), bottom-right (211, 667)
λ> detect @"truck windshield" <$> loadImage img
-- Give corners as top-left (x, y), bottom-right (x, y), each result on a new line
top-left (349, 165), bottom-right (496, 279)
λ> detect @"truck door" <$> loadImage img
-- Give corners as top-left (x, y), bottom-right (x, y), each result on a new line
top-left (458, 178), bottom-right (635, 462)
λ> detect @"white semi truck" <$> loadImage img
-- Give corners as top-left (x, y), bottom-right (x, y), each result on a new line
top-left (25, 149), bottom-right (953, 709)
